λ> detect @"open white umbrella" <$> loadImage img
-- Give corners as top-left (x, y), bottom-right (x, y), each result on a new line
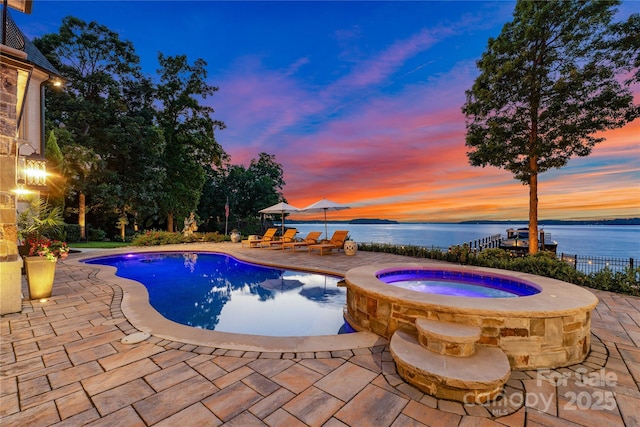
top-left (301, 198), bottom-right (350, 239)
top-left (259, 202), bottom-right (300, 235)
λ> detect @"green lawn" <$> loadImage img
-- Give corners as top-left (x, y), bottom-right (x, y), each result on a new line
top-left (70, 241), bottom-right (131, 249)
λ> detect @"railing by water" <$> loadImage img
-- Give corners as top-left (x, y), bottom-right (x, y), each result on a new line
top-left (464, 234), bottom-right (503, 251)
top-left (360, 234), bottom-right (636, 275)
top-left (468, 234), bottom-right (636, 274)
top-left (559, 253), bottom-right (635, 275)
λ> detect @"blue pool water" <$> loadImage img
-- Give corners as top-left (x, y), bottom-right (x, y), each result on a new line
top-left (377, 269), bottom-right (540, 298)
top-left (85, 252), bottom-right (349, 336)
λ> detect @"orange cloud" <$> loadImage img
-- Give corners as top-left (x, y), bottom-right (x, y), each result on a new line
top-left (217, 24), bottom-right (639, 223)
top-left (288, 123), bottom-right (639, 222)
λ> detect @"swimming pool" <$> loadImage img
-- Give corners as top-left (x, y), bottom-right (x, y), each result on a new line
top-left (85, 252), bottom-right (349, 336)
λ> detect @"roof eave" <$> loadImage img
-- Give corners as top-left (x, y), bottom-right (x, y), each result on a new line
top-left (6, 0), bottom-right (33, 14)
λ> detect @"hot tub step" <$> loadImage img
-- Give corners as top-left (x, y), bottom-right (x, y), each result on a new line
top-left (390, 330), bottom-right (511, 404)
top-left (415, 318), bottom-right (481, 357)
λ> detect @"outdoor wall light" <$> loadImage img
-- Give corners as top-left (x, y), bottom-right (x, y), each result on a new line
top-left (17, 154), bottom-right (47, 187)
top-left (11, 184), bottom-right (32, 196)
top-left (14, 141), bottom-right (47, 194)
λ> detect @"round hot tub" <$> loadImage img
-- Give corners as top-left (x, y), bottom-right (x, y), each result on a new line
top-left (377, 268), bottom-right (541, 298)
top-left (343, 263), bottom-right (599, 369)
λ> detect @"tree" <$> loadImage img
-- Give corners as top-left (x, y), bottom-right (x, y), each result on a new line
top-left (34, 17), bottom-right (142, 142)
top-left (35, 17), bottom-right (166, 239)
top-left (246, 152), bottom-right (286, 210)
top-left (61, 144), bottom-right (100, 240)
top-left (197, 163), bottom-right (229, 232)
top-left (154, 54), bottom-right (226, 231)
top-left (462, 0), bottom-right (638, 254)
top-left (44, 130), bottom-right (65, 207)
top-left (608, 13), bottom-right (640, 86)
top-left (197, 153), bottom-right (286, 234)
top-left (92, 74), bottom-right (165, 233)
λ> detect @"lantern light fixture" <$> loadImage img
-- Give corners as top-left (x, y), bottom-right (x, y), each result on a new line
top-left (15, 141), bottom-right (47, 191)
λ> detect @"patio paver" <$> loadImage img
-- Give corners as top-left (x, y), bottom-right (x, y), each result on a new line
top-left (1, 242), bottom-right (639, 426)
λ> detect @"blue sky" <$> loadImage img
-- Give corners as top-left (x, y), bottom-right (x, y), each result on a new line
top-left (12, 1), bottom-right (640, 221)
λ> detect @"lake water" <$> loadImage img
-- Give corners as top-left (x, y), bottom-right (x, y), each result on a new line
top-left (287, 223), bottom-right (640, 261)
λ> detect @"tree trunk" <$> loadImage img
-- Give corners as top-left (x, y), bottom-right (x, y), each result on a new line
top-left (529, 86), bottom-right (540, 255)
top-left (167, 212), bottom-right (174, 232)
top-left (79, 192), bottom-right (86, 240)
top-left (529, 157), bottom-right (539, 255)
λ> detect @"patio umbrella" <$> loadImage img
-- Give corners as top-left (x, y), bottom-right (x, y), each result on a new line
top-left (259, 202), bottom-right (300, 235)
top-left (300, 198), bottom-right (350, 239)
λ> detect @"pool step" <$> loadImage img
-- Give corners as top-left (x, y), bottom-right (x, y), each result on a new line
top-left (390, 330), bottom-right (511, 404)
top-left (415, 318), bottom-right (481, 357)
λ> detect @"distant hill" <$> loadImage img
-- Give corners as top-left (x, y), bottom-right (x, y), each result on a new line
top-left (349, 218), bottom-right (399, 224)
top-left (457, 218), bottom-right (640, 226)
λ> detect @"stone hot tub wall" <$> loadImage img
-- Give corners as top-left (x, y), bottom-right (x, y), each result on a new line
top-left (343, 263), bottom-right (598, 370)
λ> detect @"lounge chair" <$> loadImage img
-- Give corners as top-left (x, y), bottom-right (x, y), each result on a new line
top-left (262, 228), bottom-right (298, 249)
top-left (282, 231), bottom-right (323, 251)
top-left (242, 228), bottom-right (277, 248)
top-left (308, 230), bottom-right (349, 255)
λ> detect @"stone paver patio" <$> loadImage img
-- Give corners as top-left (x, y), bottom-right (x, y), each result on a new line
top-left (1, 242), bottom-right (639, 426)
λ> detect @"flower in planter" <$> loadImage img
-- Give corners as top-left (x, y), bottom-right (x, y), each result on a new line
top-left (28, 238), bottom-right (70, 261)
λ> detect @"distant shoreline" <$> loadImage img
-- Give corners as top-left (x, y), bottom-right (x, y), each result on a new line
top-left (457, 218), bottom-right (640, 226)
top-left (286, 218), bottom-right (640, 226)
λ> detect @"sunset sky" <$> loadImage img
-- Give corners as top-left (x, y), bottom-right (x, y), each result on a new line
top-left (13, 1), bottom-right (639, 222)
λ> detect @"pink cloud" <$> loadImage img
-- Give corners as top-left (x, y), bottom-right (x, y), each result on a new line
top-left (327, 28), bottom-right (439, 91)
top-left (208, 24), bottom-right (639, 222)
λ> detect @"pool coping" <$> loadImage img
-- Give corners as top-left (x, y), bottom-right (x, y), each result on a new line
top-left (68, 245), bottom-right (387, 353)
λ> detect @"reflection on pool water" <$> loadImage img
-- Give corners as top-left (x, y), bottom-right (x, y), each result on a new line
top-left (377, 269), bottom-right (541, 298)
top-left (85, 252), bottom-right (348, 336)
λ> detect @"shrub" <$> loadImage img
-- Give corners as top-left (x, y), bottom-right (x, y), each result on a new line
top-left (358, 243), bottom-right (449, 260)
top-left (88, 227), bottom-right (107, 241)
top-left (446, 244), bottom-right (474, 264)
top-left (507, 253), bottom-right (586, 285)
top-left (358, 244), bottom-right (635, 296)
top-left (130, 230), bottom-right (232, 246)
top-left (17, 198), bottom-right (65, 242)
top-left (131, 231), bottom-right (186, 246)
top-left (586, 267), bottom-right (640, 296)
top-left (198, 232), bottom-right (226, 243)
top-left (64, 224), bottom-right (82, 242)
top-left (477, 248), bottom-right (512, 261)
top-left (239, 217), bottom-right (262, 235)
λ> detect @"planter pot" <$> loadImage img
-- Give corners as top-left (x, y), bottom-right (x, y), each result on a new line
top-left (230, 232), bottom-right (241, 243)
top-left (344, 241), bottom-right (358, 256)
top-left (24, 257), bottom-right (57, 299)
